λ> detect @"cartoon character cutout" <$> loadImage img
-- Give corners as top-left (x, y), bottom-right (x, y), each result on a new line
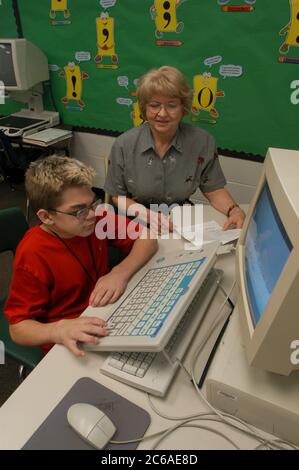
top-left (192, 73), bottom-right (225, 119)
top-left (131, 102), bottom-right (145, 127)
top-left (95, 12), bottom-right (118, 68)
top-left (279, 0), bottom-right (299, 54)
top-left (150, 0), bottom-right (184, 39)
top-left (49, 0), bottom-right (71, 24)
top-left (59, 62), bottom-right (89, 110)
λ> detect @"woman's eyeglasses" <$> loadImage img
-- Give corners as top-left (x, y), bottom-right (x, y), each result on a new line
top-left (49, 198), bottom-right (102, 221)
top-left (147, 101), bottom-right (181, 114)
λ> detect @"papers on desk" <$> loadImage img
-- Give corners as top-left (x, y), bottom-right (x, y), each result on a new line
top-left (22, 128), bottom-right (72, 146)
top-left (202, 220), bottom-right (241, 244)
top-left (174, 220), bottom-right (241, 249)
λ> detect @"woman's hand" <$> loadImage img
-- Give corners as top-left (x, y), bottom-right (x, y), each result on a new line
top-left (148, 210), bottom-right (173, 235)
top-left (53, 316), bottom-right (108, 357)
top-left (223, 206), bottom-right (246, 230)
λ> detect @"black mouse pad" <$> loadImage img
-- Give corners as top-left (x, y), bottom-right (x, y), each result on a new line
top-left (22, 377), bottom-right (151, 450)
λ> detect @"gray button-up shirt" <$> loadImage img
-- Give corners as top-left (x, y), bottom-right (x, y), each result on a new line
top-left (104, 123), bottom-right (226, 206)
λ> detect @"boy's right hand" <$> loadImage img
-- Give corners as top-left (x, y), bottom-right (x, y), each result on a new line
top-left (53, 316), bottom-right (108, 357)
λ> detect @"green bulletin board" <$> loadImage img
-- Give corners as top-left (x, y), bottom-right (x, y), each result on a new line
top-left (0, 0), bottom-right (17, 37)
top-left (0, 0), bottom-right (298, 157)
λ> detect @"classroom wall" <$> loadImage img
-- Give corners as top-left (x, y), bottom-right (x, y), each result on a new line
top-left (70, 132), bottom-right (263, 204)
top-left (1, 1), bottom-right (298, 157)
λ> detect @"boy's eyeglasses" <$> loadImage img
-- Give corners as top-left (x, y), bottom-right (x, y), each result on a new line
top-left (49, 198), bottom-right (101, 221)
top-left (147, 101), bottom-right (181, 114)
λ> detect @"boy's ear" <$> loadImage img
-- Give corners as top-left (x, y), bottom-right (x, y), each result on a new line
top-left (36, 209), bottom-right (55, 225)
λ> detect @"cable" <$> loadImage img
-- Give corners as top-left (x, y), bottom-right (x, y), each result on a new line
top-left (152, 421), bottom-right (240, 450)
top-left (146, 279), bottom-right (298, 450)
top-left (110, 276), bottom-right (298, 450)
top-left (45, 79), bottom-right (59, 113)
top-left (111, 417), bottom-right (240, 450)
top-left (188, 281), bottom-right (297, 450)
top-left (218, 282), bottom-right (235, 309)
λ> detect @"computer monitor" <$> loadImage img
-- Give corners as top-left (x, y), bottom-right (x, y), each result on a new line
top-left (0, 38), bottom-right (49, 91)
top-left (236, 147), bottom-right (299, 376)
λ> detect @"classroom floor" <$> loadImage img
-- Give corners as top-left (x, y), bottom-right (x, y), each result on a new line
top-left (0, 180), bottom-right (29, 406)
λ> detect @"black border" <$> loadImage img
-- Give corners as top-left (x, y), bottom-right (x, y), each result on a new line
top-left (12, 0), bottom-right (23, 38)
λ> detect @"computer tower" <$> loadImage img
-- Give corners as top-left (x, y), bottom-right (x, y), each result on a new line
top-left (205, 309), bottom-right (299, 446)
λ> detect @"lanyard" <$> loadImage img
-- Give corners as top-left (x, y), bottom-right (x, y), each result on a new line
top-left (47, 228), bottom-right (99, 285)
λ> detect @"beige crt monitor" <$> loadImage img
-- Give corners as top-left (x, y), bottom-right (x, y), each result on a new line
top-left (0, 38), bottom-right (49, 91)
top-left (205, 148), bottom-right (299, 446)
top-left (236, 147), bottom-right (299, 376)
top-left (0, 38), bottom-right (59, 131)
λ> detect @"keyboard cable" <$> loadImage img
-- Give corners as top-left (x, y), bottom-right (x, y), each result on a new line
top-left (110, 278), bottom-right (297, 450)
top-left (146, 279), bottom-right (297, 450)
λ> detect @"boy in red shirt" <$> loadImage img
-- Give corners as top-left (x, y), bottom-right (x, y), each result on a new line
top-left (5, 155), bottom-right (157, 356)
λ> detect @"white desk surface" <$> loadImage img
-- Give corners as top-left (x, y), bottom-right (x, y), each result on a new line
top-left (0, 204), bottom-right (256, 450)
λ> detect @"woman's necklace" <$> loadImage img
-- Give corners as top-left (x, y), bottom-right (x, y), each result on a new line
top-left (46, 227), bottom-right (99, 285)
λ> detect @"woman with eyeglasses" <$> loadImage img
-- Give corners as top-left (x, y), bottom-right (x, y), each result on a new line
top-left (104, 65), bottom-right (245, 233)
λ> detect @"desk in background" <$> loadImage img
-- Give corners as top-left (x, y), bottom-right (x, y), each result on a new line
top-left (21, 127), bottom-right (73, 156)
top-left (0, 205), bottom-right (258, 450)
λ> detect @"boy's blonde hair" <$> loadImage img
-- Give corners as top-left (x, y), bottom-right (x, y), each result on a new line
top-left (136, 65), bottom-right (192, 119)
top-left (25, 155), bottom-right (95, 213)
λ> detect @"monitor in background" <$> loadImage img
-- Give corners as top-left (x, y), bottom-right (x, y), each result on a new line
top-left (236, 147), bottom-right (299, 376)
top-left (0, 38), bottom-right (48, 91)
top-left (0, 38), bottom-right (59, 133)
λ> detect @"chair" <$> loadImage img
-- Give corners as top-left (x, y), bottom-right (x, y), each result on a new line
top-left (103, 156), bottom-right (111, 204)
top-left (0, 130), bottom-right (41, 190)
top-left (0, 207), bottom-right (43, 381)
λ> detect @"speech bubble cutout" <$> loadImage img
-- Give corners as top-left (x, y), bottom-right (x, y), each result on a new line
top-left (48, 64), bottom-right (60, 72)
top-left (116, 97), bottom-right (133, 106)
top-left (117, 76), bottom-right (129, 89)
top-left (75, 51), bottom-right (91, 62)
top-left (219, 64), bottom-right (243, 79)
top-left (204, 55), bottom-right (222, 68)
top-left (99, 0), bottom-right (116, 8)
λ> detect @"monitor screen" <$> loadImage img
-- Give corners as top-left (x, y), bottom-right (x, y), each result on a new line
top-left (244, 182), bottom-right (292, 325)
top-left (0, 43), bottom-right (17, 87)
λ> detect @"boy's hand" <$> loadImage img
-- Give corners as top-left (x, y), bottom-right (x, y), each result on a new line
top-left (53, 316), bottom-right (108, 357)
top-left (89, 269), bottom-right (129, 307)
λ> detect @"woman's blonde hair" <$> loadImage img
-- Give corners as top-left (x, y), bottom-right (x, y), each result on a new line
top-left (25, 155), bottom-right (95, 213)
top-left (136, 65), bottom-right (192, 119)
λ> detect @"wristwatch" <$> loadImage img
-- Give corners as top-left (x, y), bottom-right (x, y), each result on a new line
top-left (226, 203), bottom-right (239, 218)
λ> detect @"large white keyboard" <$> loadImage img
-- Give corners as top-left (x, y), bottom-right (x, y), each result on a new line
top-left (107, 258), bottom-right (205, 338)
top-left (100, 268), bottom-right (223, 397)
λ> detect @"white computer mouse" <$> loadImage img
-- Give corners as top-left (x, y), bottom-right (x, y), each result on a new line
top-left (67, 403), bottom-right (116, 449)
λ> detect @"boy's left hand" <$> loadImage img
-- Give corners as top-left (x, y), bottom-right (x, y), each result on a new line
top-left (89, 269), bottom-right (129, 307)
